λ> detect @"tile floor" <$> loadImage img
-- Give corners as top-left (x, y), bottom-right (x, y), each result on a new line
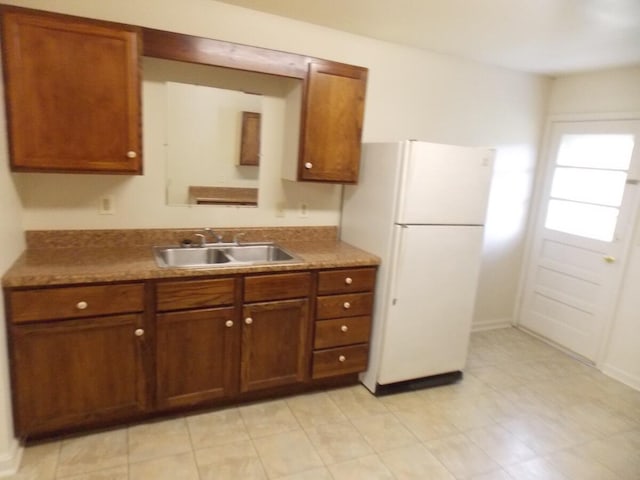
top-left (6, 327), bottom-right (640, 479)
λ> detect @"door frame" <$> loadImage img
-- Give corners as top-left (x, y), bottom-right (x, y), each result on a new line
top-left (515, 111), bottom-right (640, 367)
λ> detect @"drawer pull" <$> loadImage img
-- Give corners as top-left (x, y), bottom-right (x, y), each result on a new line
top-left (134, 328), bottom-right (144, 337)
top-left (340, 325), bottom-right (349, 332)
top-left (245, 317), bottom-right (253, 325)
top-left (343, 302), bottom-right (351, 309)
top-left (338, 355), bottom-right (346, 362)
top-left (126, 151), bottom-right (137, 159)
top-left (76, 301), bottom-right (88, 310)
top-left (304, 162), bottom-right (313, 169)
top-left (225, 320), bottom-right (234, 328)
top-left (345, 277), bottom-right (353, 285)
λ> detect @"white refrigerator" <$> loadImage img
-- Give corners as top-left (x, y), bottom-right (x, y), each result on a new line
top-left (341, 140), bottom-right (494, 393)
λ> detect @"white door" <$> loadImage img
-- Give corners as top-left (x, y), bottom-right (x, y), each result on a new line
top-left (519, 120), bottom-right (640, 362)
top-left (378, 225), bottom-right (485, 385)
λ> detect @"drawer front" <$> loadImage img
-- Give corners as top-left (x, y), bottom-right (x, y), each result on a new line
top-left (314, 316), bottom-right (371, 349)
top-left (10, 283), bottom-right (144, 324)
top-left (317, 267), bottom-right (376, 295)
top-left (316, 292), bottom-right (373, 319)
top-left (244, 272), bottom-right (311, 303)
top-left (312, 344), bottom-right (369, 379)
top-left (156, 278), bottom-right (235, 312)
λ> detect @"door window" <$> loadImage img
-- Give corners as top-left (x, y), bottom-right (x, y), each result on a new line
top-left (544, 134), bottom-right (635, 241)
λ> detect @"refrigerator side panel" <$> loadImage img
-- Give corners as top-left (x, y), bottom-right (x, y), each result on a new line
top-left (377, 225), bottom-right (485, 385)
top-left (397, 142), bottom-right (495, 225)
top-left (341, 142), bottom-right (405, 391)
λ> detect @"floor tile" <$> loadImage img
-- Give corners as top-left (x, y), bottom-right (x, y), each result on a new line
top-left (129, 452), bottom-right (198, 480)
top-left (504, 457), bottom-right (570, 480)
top-left (128, 417), bottom-right (192, 463)
top-left (305, 420), bottom-right (374, 464)
top-left (56, 429), bottom-right (127, 478)
top-left (392, 407), bottom-right (460, 442)
top-left (424, 433), bottom-right (501, 478)
top-left (286, 391), bottom-right (346, 429)
top-left (465, 424), bottom-right (537, 467)
top-left (546, 449), bottom-right (620, 480)
top-left (326, 385), bottom-right (389, 419)
top-left (273, 467), bottom-right (333, 479)
top-left (57, 466), bottom-right (128, 480)
top-left (350, 412), bottom-right (418, 453)
top-left (195, 439), bottom-right (267, 480)
top-left (8, 441), bottom-right (60, 480)
top-left (239, 399), bottom-right (300, 439)
top-left (467, 469), bottom-right (515, 480)
top-left (378, 443), bottom-right (455, 479)
top-left (328, 454), bottom-right (394, 480)
top-left (252, 429), bottom-right (323, 478)
top-left (186, 407), bottom-right (250, 449)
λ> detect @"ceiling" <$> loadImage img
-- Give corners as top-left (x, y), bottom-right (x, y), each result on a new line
top-left (216, 0), bottom-right (640, 76)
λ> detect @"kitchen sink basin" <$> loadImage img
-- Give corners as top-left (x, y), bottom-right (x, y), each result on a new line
top-left (153, 242), bottom-right (298, 268)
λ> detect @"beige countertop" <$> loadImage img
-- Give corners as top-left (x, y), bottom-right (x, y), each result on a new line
top-left (2, 228), bottom-right (380, 288)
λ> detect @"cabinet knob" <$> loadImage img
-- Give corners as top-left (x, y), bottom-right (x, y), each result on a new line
top-left (343, 302), bottom-right (351, 309)
top-left (341, 325), bottom-right (349, 332)
top-left (345, 277), bottom-right (353, 285)
top-left (134, 328), bottom-right (144, 337)
top-left (76, 301), bottom-right (88, 310)
top-left (603, 255), bottom-right (616, 263)
top-left (225, 320), bottom-right (234, 328)
top-left (338, 355), bottom-right (346, 362)
top-left (304, 162), bottom-right (313, 169)
top-left (126, 151), bottom-right (137, 159)
top-left (245, 317), bottom-right (253, 325)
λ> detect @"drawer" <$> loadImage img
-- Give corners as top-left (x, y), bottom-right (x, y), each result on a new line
top-left (317, 268), bottom-right (376, 295)
top-left (314, 316), bottom-right (371, 349)
top-left (10, 283), bottom-right (144, 324)
top-left (156, 278), bottom-right (235, 312)
top-left (312, 344), bottom-right (369, 379)
top-left (244, 272), bottom-right (311, 303)
top-left (316, 293), bottom-right (373, 319)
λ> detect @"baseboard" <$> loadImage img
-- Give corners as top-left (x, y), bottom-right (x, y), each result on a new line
top-left (0, 439), bottom-right (22, 478)
top-left (601, 364), bottom-right (640, 392)
top-left (471, 318), bottom-right (513, 332)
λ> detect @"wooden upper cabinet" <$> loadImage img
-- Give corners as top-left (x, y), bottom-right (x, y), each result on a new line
top-left (1, 9), bottom-right (142, 174)
top-left (299, 61), bottom-right (367, 184)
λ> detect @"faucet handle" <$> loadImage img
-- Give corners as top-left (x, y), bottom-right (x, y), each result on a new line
top-left (194, 233), bottom-right (206, 247)
top-left (233, 232), bottom-right (246, 245)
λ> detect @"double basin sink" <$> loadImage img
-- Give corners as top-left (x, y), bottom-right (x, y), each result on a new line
top-left (153, 242), bottom-right (298, 268)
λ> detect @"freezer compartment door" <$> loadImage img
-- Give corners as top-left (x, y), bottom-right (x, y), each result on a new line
top-left (377, 225), bottom-right (484, 385)
top-left (397, 142), bottom-right (494, 225)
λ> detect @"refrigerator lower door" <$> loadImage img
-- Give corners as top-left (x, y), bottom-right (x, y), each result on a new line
top-left (377, 225), bottom-right (484, 385)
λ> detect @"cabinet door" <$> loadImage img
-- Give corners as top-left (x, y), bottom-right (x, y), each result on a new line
top-left (299, 61), bottom-right (367, 183)
top-left (1, 9), bottom-right (141, 173)
top-left (10, 314), bottom-right (147, 437)
top-left (156, 307), bottom-right (238, 408)
top-left (241, 299), bottom-right (309, 392)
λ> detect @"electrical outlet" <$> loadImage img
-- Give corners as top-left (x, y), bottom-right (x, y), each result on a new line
top-left (99, 195), bottom-right (115, 215)
top-left (298, 202), bottom-right (309, 218)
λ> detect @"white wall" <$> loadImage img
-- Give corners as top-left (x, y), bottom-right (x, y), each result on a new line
top-left (0, 60), bottom-right (24, 474)
top-left (0, 0), bottom-right (550, 458)
top-left (545, 66), bottom-right (640, 389)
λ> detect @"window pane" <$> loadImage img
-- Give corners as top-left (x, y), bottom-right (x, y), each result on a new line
top-left (557, 134), bottom-right (634, 170)
top-left (550, 167), bottom-right (627, 206)
top-left (545, 200), bottom-right (618, 241)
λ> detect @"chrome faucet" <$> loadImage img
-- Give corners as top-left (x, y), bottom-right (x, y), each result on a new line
top-left (204, 227), bottom-right (223, 243)
top-left (193, 233), bottom-right (206, 247)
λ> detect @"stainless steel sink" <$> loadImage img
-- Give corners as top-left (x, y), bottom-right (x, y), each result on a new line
top-left (224, 244), bottom-right (295, 263)
top-left (153, 243), bottom-right (298, 268)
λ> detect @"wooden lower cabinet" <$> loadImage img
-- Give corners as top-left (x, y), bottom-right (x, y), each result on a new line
top-left (6, 267), bottom-right (375, 438)
top-left (11, 314), bottom-right (147, 436)
top-left (156, 307), bottom-right (237, 408)
top-left (241, 299), bottom-right (309, 393)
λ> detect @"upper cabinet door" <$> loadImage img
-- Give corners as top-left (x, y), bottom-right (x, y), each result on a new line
top-left (1, 9), bottom-right (142, 174)
top-left (299, 62), bottom-right (367, 183)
